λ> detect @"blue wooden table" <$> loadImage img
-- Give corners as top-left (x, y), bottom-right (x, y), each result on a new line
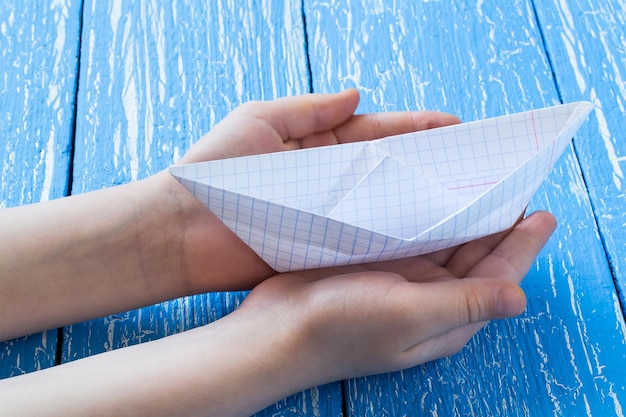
top-left (1, 1), bottom-right (625, 415)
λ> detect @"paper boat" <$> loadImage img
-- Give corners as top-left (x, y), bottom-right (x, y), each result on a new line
top-left (170, 102), bottom-right (593, 272)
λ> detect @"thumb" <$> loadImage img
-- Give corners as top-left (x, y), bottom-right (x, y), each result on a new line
top-left (245, 89), bottom-right (361, 140)
top-left (447, 278), bottom-right (526, 326)
top-left (406, 278), bottom-right (527, 339)
top-left (395, 278), bottom-right (526, 366)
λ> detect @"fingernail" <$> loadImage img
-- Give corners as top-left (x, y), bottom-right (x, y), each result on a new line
top-left (497, 285), bottom-right (526, 318)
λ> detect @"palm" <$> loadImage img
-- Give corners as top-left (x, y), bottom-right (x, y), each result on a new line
top-left (169, 89), bottom-right (557, 381)
top-left (177, 89), bottom-right (464, 292)
top-left (288, 214), bottom-right (528, 286)
top-left (240, 211), bottom-right (555, 379)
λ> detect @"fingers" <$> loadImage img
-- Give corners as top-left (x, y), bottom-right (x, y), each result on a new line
top-left (392, 277), bottom-right (525, 358)
top-left (332, 110), bottom-right (461, 143)
top-left (467, 211), bottom-right (556, 283)
top-left (421, 278), bottom-right (525, 325)
top-left (179, 89), bottom-right (362, 162)
top-left (239, 89), bottom-right (360, 146)
top-left (443, 212), bottom-right (526, 278)
top-left (377, 276), bottom-right (526, 367)
top-left (247, 269), bottom-right (529, 376)
top-left (406, 320), bottom-right (488, 364)
top-left (186, 89), bottom-right (462, 161)
top-left (236, 89), bottom-right (461, 150)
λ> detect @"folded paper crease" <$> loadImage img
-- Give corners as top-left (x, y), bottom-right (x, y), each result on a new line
top-left (170, 102), bottom-right (593, 271)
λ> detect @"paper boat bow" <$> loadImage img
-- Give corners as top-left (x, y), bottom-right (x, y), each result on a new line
top-left (171, 102), bottom-right (593, 272)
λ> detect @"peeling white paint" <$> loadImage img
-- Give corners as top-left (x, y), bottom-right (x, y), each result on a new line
top-left (590, 89), bottom-right (624, 191)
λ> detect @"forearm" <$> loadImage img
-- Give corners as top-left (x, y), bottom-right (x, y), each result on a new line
top-left (0, 172), bottom-right (182, 340)
top-left (0, 311), bottom-right (312, 417)
top-left (0, 171), bottom-right (271, 341)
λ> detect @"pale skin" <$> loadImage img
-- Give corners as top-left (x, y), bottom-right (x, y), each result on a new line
top-left (0, 89), bottom-right (556, 416)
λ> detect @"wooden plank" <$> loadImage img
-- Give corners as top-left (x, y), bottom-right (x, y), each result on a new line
top-left (0, 0), bottom-right (82, 378)
top-left (534, 0), bottom-right (626, 315)
top-left (65, 1), bottom-right (343, 415)
top-left (304, 0), bottom-right (626, 415)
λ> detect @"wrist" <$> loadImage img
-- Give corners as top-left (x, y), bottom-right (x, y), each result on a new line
top-left (159, 169), bottom-right (275, 294)
top-left (206, 306), bottom-right (325, 414)
top-left (230, 282), bottom-right (337, 395)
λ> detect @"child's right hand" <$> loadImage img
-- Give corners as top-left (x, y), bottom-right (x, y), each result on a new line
top-left (235, 211), bottom-right (555, 385)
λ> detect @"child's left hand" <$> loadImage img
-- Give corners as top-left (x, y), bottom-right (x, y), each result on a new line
top-left (178, 88), bottom-right (460, 163)
top-left (176, 89), bottom-right (462, 293)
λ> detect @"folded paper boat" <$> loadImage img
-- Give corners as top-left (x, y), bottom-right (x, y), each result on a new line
top-left (170, 102), bottom-right (593, 272)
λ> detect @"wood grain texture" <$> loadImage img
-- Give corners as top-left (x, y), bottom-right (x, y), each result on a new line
top-left (65, 1), bottom-right (343, 415)
top-left (534, 0), bottom-right (626, 314)
top-left (3, 0), bottom-right (625, 415)
top-left (304, 0), bottom-right (626, 415)
top-left (72, 0), bottom-right (310, 190)
top-left (0, 0), bottom-right (82, 378)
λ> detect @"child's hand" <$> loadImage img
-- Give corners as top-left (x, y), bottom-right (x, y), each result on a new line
top-left (0, 211), bottom-right (555, 417)
top-left (236, 211), bottom-right (555, 383)
top-left (174, 89), bottom-right (462, 293)
top-left (178, 89), bottom-right (460, 163)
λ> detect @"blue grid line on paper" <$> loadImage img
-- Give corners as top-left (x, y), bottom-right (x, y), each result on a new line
top-left (320, 218), bottom-right (338, 265)
top-left (348, 221), bottom-right (358, 255)
top-left (246, 194), bottom-right (256, 251)
top-left (382, 235), bottom-right (409, 263)
top-left (327, 156), bottom-right (464, 239)
top-left (288, 208), bottom-right (301, 270)
top-left (260, 199), bottom-right (271, 264)
top-left (234, 191), bottom-right (241, 236)
top-left (451, 203), bottom-right (462, 243)
top-left (383, 164), bottom-right (391, 239)
top-left (218, 188), bottom-right (226, 227)
top-left (321, 210), bottom-right (337, 261)
top-left (221, 194), bottom-right (239, 225)
top-left (486, 174), bottom-right (499, 236)
top-left (520, 155), bottom-right (532, 221)
top-left (498, 169), bottom-right (512, 234)
top-left (298, 214), bottom-right (326, 269)
top-left (275, 204), bottom-right (286, 264)
top-left (309, 217), bottom-right (331, 247)
top-left (493, 171), bottom-right (505, 236)
top-left (302, 213), bottom-right (313, 268)
top-left (258, 203), bottom-right (284, 268)
top-left (374, 234), bottom-right (391, 262)
top-left (332, 220), bottom-right (345, 266)
top-left (175, 103), bottom-right (588, 271)
top-left (237, 201), bottom-right (254, 231)
top-left (473, 191), bottom-right (484, 237)
top-left (322, 219), bottom-right (342, 251)
top-left (353, 228), bottom-right (374, 254)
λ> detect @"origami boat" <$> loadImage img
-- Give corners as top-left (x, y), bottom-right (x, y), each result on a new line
top-left (170, 102), bottom-right (593, 271)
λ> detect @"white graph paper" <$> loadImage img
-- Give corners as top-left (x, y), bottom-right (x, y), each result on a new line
top-left (170, 102), bottom-right (593, 271)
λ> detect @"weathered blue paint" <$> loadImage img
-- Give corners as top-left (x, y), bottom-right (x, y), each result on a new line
top-left (0, 0), bottom-right (82, 378)
top-left (64, 0), bottom-right (343, 415)
top-left (71, 0), bottom-right (310, 191)
top-left (535, 0), bottom-right (626, 314)
top-left (304, 0), bottom-right (626, 415)
top-left (2, 0), bottom-right (625, 415)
